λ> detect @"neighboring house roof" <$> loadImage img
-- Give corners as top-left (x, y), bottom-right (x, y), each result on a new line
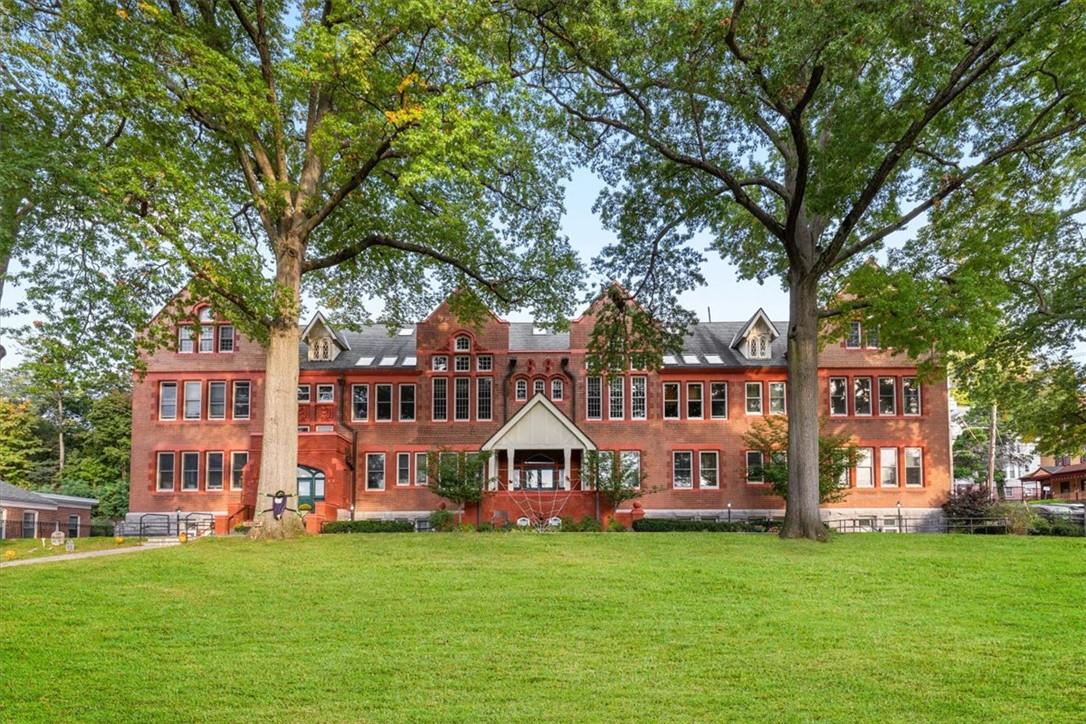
top-left (0, 480), bottom-right (56, 509)
top-left (1021, 463), bottom-right (1086, 482)
top-left (38, 492), bottom-right (98, 509)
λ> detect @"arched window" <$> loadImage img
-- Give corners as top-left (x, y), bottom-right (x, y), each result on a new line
top-left (748, 335), bottom-right (769, 359)
top-left (312, 337), bottom-right (331, 361)
top-left (534, 378), bottom-right (545, 397)
top-left (297, 465), bottom-right (325, 506)
top-left (455, 335), bottom-right (471, 351)
top-left (198, 307), bottom-right (214, 323)
top-left (551, 378), bottom-right (564, 400)
top-left (515, 379), bottom-right (528, 400)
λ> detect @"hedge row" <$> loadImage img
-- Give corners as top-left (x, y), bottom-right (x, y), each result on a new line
top-left (632, 518), bottom-right (767, 533)
top-left (322, 520), bottom-right (414, 534)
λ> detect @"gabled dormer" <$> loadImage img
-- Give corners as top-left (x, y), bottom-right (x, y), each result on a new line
top-left (731, 308), bottom-right (780, 361)
top-left (302, 312), bottom-right (350, 362)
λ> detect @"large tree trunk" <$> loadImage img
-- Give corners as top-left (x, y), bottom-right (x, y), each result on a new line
top-left (780, 274), bottom-right (827, 541)
top-left (986, 402), bottom-right (998, 500)
top-left (252, 241), bottom-right (305, 538)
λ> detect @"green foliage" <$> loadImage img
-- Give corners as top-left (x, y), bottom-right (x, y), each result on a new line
top-left (476, 522), bottom-right (495, 533)
top-left (322, 520), bottom-right (413, 534)
top-left (742, 416), bottom-right (855, 504)
top-left (632, 519), bottom-right (766, 533)
top-left (605, 517), bottom-right (626, 533)
top-left (583, 449), bottom-right (645, 510)
top-left (558, 515), bottom-right (602, 532)
top-left (428, 509), bottom-right (456, 532)
top-left (941, 488), bottom-right (996, 520)
top-left (1028, 515), bottom-right (1084, 538)
top-left (951, 403), bottom-right (1033, 494)
top-left (0, 397), bottom-right (44, 486)
top-left (427, 450), bottom-right (490, 507)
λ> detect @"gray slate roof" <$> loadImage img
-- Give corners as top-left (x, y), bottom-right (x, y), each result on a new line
top-left (665, 321), bottom-right (788, 368)
top-left (0, 480), bottom-right (54, 507)
top-left (508, 323), bottom-right (570, 351)
top-left (301, 326), bottom-right (417, 370)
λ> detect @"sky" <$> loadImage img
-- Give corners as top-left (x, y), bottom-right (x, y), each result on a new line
top-left (0, 167), bottom-right (790, 368)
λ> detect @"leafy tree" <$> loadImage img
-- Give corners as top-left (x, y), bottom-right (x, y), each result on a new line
top-left (515, 0), bottom-right (1086, 538)
top-left (951, 401), bottom-right (1034, 498)
top-left (742, 416), bottom-right (855, 505)
top-left (18, 0), bottom-right (582, 536)
top-left (0, 397), bottom-right (45, 486)
top-left (583, 449), bottom-right (645, 511)
top-left (427, 450), bottom-right (491, 523)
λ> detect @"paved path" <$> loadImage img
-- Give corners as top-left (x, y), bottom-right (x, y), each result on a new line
top-left (0, 543), bottom-right (175, 569)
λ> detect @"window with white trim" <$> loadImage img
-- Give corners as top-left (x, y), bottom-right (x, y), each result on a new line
top-left (366, 453), bottom-right (385, 490)
top-left (399, 384), bottom-right (416, 421)
top-left (515, 378), bottom-right (528, 401)
top-left (672, 451), bottom-right (693, 489)
top-left (455, 355), bottom-right (471, 372)
top-left (846, 321), bottom-right (862, 348)
top-left (181, 452), bottom-right (200, 491)
top-left (317, 384), bottom-right (335, 403)
top-left (415, 452), bottom-right (428, 485)
top-left (455, 335), bottom-right (471, 351)
top-left (352, 384), bottom-right (369, 421)
top-left (159, 382), bottom-right (177, 420)
top-left (710, 382), bottom-right (727, 419)
top-left (376, 384), bottom-right (393, 421)
top-left (477, 378), bottom-right (492, 421)
top-left (156, 452), bottom-right (175, 491)
top-left (903, 377), bottom-right (921, 415)
top-left (397, 453), bottom-right (411, 486)
top-left (853, 377), bottom-right (872, 416)
top-left (297, 384), bottom-right (311, 403)
top-left (199, 324), bottom-right (214, 353)
top-left (586, 377), bottom-right (602, 419)
top-left (699, 451), bottom-right (719, 488)
top-left (878, 377), bottom-right (897, 415)
top-left (880, 447), bottom-right (898, 487)
top-left (620, 450), bottom-right (641, 488)
top-left (630, 376), bottom-right (647, 419)
top-left (829, 377), bottom-right (848, 416)
top-left (232, 381), bottom-right (251, 420)
top-left (534, 378), bottom-right (545, 398)
top-left (432, 355), bottom-right (448, 372)
top-left (745, 450), bottom-right (764, 483)
top-left (477, 355), bottom-right (493, 372)
top-left (855, 448), bottom-right (874, 488)
top-left (608, 377), bottom-right (624, 419)
top-left (68, 514), bottom-right (80, 539)
top-left (231, 452), bottom-right (247, 490)
top-left (208, 381), bottom-right (226, 420)
top-left (551, 378), bottom-right (564, 401)
top-left (454, 378), bottom-right (470, 420)
top-left (866, 326), bottom-right (880, 349)
top-left (206, 452), bottom-right (224, 490)
top-left (663, 382), bottom-right (680, 419)
top-left (745, 382), bottom-right (763, 415)
top-left (748, 334), bottom-right (770, 359)
top-left (905, 448), bottom-right (923, 487)
top-left (218, 325), bottom-right (235, 352)
top-left (184, 381), bottom-right (201, 420)
top-left (768, 382), bottom-right (786, 414)
top-left (178, 326), bottom-right (194, 353)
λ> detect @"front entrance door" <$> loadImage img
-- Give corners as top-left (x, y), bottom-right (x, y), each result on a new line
top-left (297, 466), bottom-right (326, 509)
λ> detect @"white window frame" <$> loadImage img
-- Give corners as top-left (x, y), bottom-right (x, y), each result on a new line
top-left (476, 378), bottom-right (493, 421)
top-left (768, 381), bottom-right (786, 415)
top-left (630, 376), bottom-right (647, 420)
top-left (454, 355), bottom-right (471, 372)
top-left (620, 450), bottom-right (641, 489)
top-left (663, 382), bottom-right (680, 420)
top-left (608, 377), bottom-right (624, 420)
top-left (375, 384), bottom-right (393, 422)
top-left (399, 383), bottom-right (416, 422)
top-left (829, 377), bottom-right (848, 416)
top-left (208, 381), bottom-right (227, 420)
top-left (316, 384), bottom-right (335, 403)
top-left (516, 378), bottom-right (528, 401)
top-left (366, 453), bottom-right (386, 490)
top-left (432, 355), bottom-right (448, 372)
top-left (903, 377), bottom-right (922, 416)
top-left (905, 447), bottom-right (923, 487)
top-left (686, 382), bottom-right (703, 419)
top-left (745, 382), bottom-right (763, 415)
top-left (854, 377), bottom-right (873, 416)
top-left (415, 452), bottom-right (429, 486)
top-left (699, 451), bottom-right (719, 489)
top-left (672, 451), bottom-right (693, 489)
top-left (856, 448), bottom-right (874, 488)
top-left (476, 355), bottom-right (493, 372)
top-left (534, 378), bottom-right (545, 398)
top-left (846, 321), bottom-right (862, 348)
top-left (586, 377), bottom-right (602, 419)
top-left (745, 450), bottom-right (765, 483)
top-left (297, 384), bottom-right (311, 403)
top-left (710, 382), bottom-right (728, 420)
top-left (178, 325), bottom-right (194, 353)
top-left (156, 452), bottom-right (176, 491)
top-left (232, 381), bottom-right (251, 420)
top-left (183, 381), bottom-right (202, 420)
top-left (199, 324), bottom-right (214, 353)
top-left (397, 452), bottom-right (411, 486)
top-left (159, 381), bottom-right (178, 420)
top-left (217, 325), bottom-right (235, 353)
top-left (206, 451), bottom-right (225, 490)
top-left (181, 451), bottom-right (200, 491)
top-left (351, 384), bottom-right (369, 422)
top-left (878, 377), bottom-right (897, 416)
top-left (879, 447), bottom-right (898, 488)
top-left (551, 378), bottom-right (564, 401)
top-left (230, 451), bottom-right (248, 491)
top-left (432, 378), bottom-right (448, 421)
top-left (454, 335), bottom-right (471, 352)
top-left (454, 377), bottom-right (471, 421)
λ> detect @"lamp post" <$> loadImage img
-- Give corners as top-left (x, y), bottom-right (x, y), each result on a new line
top-left (896, 501), bottom-right (902, 533)
top-left (727, 502), bottom-right (732, 523)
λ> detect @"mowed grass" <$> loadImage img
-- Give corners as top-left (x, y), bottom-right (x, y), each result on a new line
top-left (1, 536), bottom-right (141, 560)
top-left (1, 534), bottom-right (1084, 723)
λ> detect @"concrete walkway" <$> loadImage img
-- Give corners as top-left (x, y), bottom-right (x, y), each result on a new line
top-left (0, 543), bottom-right (172, 569)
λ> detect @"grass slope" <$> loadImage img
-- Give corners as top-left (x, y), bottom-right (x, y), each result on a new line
top-left (1, 536), bottom-right (140, 561)
top-left (1, 534), bottom-right (1084, 723)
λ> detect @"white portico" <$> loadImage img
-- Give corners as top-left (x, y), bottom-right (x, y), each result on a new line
top-left (480, 394), bottom-right (597, 491)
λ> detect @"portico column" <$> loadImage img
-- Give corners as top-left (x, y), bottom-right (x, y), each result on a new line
top-left (487, 452), bottom-right (497, 491)
top-left (506, 447), bottom-right (516, 490)
top-left (562, 447), bottom-right (571, 490)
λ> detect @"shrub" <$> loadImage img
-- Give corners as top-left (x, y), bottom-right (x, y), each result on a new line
top-left (941, 487), bottom-right (996, 520)
top-left (607, 518), bottom-right (627, 532)
top-left (632, 518), bottom-right (765, 533)
top-left (298, 503), bottom-right (313, 512)
top-left (477, 522), bottom-right (495, 533)
top-left (454, 522), bottom-right (476, 533)
top-left (993, 503), bottom-right (1035, 535)
top-left (233, 523), bottom-right (251, 534)
top-left (428, 509), bottom-right (456, 532)
top-left (1030, 514), bottom-right (1084, 537)
top-left (322, 520), bottom-right (414, 534)
top-left (579, 516), bottom-right (603, 532)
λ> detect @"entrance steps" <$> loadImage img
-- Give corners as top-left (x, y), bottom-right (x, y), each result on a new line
top-left (143, 536), bottom-right (182, 548)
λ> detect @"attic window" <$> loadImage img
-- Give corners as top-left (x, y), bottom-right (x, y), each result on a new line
top-left (312, 337), bottom-right (333, 361)
top-left (748, 335), bottom-right (770, 359)
top-left (455, 335), bottom-right (471, 351)
top-left (198, 307), bottom-right (214, 323)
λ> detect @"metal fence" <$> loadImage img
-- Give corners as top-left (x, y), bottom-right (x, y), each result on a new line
top-left (1, 520), bottom-right (115, 540)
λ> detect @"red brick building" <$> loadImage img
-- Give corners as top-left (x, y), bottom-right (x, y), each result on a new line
top-left (127, 295), bottom-right (952, 532)
top-left (1, 480), bottom-right (97, 539)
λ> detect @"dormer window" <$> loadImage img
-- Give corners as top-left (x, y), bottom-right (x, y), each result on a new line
top-left (455, 335), bottom-right (471, 351)
top-left (312, 337), bottom-right (333, 361)
top-left (748, 334), bottom-right (770, 359)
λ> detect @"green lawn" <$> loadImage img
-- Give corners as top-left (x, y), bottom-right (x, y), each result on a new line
top-left (1, 536), bottom-right (140, 561)
top-left (1, 534), bottom-right (1083, 723)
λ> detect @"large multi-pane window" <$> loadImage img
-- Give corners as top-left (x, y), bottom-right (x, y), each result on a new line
top-left (218, 325), bottom-right (235, 352)
top-left (159, 382), bottom-right (177, 420)
top-left (233, 381), bottom-right (251, 419)
top-left (905, 448), bottom-right (923, 486)
top-left (208, 381), bottom-right (226, 420)
top-left (455, 355), bottom-right (471, 372)
top-left (586, 377), bottom-right (602, 419)
top-left (184, 381), bottom-right (202, 420)
top-left (432, 355), bottom-right (448, 372)
top-left (352, 384), bottom-right (369, 421)
top-left (399, 384), bottom-right (416, 421)
top-left (231, 452), bottom-right (248, 490)
top-left (846, 321), bottom-right (862, 348)
top-left (366, 453), bottom-right (385, 490)
top-left (663, 382), bottom-right (680, 419)
top-left (672, 451), bottom-right (693, 489)
top-left (630, 376), bottom-right (647, 419)
top-left (768, 382), bottom-right (786, 414)
top-left (878, 377), bottom-right (897, 415)
top-left (829, 377), bottom-right (848, 416)
top-left (853, 377), bottom-right (872, 416)
top-left (156, 452), bottom-right (175, 491)
top-left (903, 377), bottom-right (921, 415)
top-left (178, 326), bottom-right (194, 353)
top-left (477, 378), bottom-right (492, 421)
top-left (397, 453), bottom-right (411, 486)
top-left (855, 448), bottom-right (874, 488)
top-left (455, 335), bottom-right (471, 351)
top-left (206, 452), bottom-right (224, 490)
top-left (455, 378), bottom-right (470, 420)
top-left (745, 451), bottom-right (764, 483)
top-left (880, 447), bottom-right (898, 487)
top-left (376, 384), bottom-right (393, 421)
top-left (687, 383), bottom-right (703, 419)
top-left (181, 452), bottom-right (200, 491)
top-left (432, 378), bottom-right (448, 421)
top-left (710, 382), bottom-right (728, 419)
top-left (477, 355), bottom-right (493, 372)
top-left (620, 451), bottom-right (641, 488)
top-left (745, 382), bottom-right (763, 415)
top-left (699, 451), bottom-right (719, 488)
top-left (199, 324), bottom-right (214, 353)
top-left (608, 377), bottom-right (624, 419)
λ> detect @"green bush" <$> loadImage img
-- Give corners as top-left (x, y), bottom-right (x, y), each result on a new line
top-left (1029, 515), bottom-right (1084, 537)
top-left (558, 515), bottom-right (603, 532)
top-left (632, 518), bottom-right (765, 533)
top-left (233, 523), bottom-right (251, 534)
top-left (993, 503), bottom-right (1035, 535)
top-left (607, 518), bottom-right (627, 532)
top-left (298, 503), bottom-right (313, 512)
top-left (322, 520), bottom-right (414, 534)
top-left (477, 522), bottom-right (495, 533)
top-left (454, 523), bottom-right (476, 533)
top-left (428, 509), bottom-right (456, 532)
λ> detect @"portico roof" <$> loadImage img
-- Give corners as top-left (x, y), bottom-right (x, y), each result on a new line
top-left (481, 394), bottom-right (596, 452)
